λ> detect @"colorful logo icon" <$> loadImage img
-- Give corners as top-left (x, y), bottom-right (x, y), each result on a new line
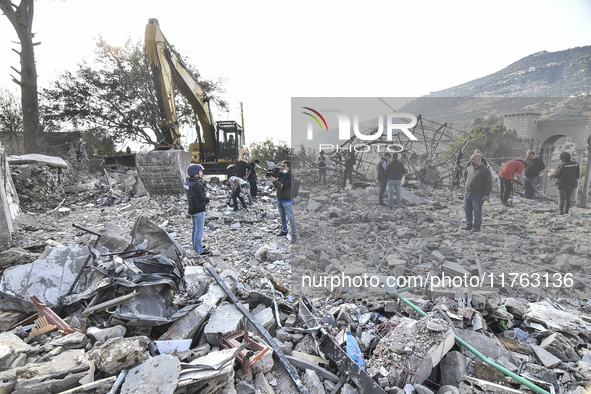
top-left (302, 107), bottom-right (328, 131)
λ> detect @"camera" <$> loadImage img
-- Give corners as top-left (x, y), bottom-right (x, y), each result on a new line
top-left (265, 167), bottom-right (282, 178)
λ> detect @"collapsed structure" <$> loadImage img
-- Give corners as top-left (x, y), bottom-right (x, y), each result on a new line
top-left (0, 141), bottom-right (590, 393)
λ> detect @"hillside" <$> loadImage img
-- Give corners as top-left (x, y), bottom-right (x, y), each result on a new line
top-left (429, 45), bottom-right (591, 97)
top-left (399, 46), bottom-right (591, 121)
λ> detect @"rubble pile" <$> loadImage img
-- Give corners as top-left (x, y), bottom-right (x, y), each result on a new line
top-left (0, 157), bottom-right (590, 393)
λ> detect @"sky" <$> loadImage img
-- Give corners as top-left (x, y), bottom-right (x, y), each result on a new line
top-left (1, 0), bottom-right (590, 148)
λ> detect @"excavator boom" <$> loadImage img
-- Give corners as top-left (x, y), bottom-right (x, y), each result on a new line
top-left (137, 18), bottom-right (245, 194)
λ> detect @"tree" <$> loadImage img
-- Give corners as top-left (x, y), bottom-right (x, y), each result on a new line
top-left (0, 88), bottom-right (22, 134)
top-left (0, 0), bottom-right (43, 153)
top-left (249, 138), bottom-right (291, 166)
top-left (42, 38), bottom-right (227, 147)
top-left (0, 88), bottom-right (23, 153)
top-left (442, 124), bottom-right (525, 165)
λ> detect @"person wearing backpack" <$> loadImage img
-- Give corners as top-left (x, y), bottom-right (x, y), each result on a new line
top-left (270, 160), bottom-right (298, 243)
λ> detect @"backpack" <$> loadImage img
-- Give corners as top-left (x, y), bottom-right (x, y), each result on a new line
top-left (291, 175), bottom-right (301, 198)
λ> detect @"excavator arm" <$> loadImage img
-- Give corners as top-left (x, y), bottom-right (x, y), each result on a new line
top-left (137, 18), bottom-right (245, 195)
top-left (145, 18), bottom-right (217, 158)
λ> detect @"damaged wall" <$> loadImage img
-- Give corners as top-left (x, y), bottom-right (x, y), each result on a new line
top-left (0, 146), bottom-right (20, 246)
top-left (0, 130), bottom-right (81, 157)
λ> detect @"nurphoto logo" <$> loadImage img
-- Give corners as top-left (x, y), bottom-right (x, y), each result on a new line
top-left (302, 107), bottom-right (419, 142)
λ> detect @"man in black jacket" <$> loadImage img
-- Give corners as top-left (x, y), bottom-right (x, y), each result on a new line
top-left (463, 154), bottom-right (492, 232)
top-left (551, 152), bottom-right (580, 215)
top-left (377, 152), bottom-right (391, 206)
top-left (386, 153), bottom-right (406, 209)
top-left (523, 150), bottom-right (546, 199)
top-left (184, 164), bottom-right (210, 255)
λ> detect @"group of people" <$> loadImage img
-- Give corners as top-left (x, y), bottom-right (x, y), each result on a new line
top-left (223, 156), bottom-right (260, 211)
top-left (184, 157), bottom-right (298, 255)
top-left (462, 148), bottom-right (581, 232)
top-left (315, 150), bottom-right (358, 188)
top-left (377, 152), bottom-right (408, 209)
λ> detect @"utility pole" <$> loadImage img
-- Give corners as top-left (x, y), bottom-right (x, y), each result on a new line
top-left (240, 102), bottom-right (245, 144)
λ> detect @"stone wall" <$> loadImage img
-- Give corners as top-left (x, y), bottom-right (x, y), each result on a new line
top-left (503, 113), bottom-right (541, 140)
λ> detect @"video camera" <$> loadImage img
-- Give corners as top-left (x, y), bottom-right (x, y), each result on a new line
top-left (264, 160), bottom-right (282, 178)
top-left (265, 167), bottom-right (282, 178)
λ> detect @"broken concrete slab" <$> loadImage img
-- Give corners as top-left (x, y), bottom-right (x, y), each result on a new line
top-left (8, 153), bottom-right (69, 168)
top-left (539, 332), bottom-right (581, 361)
top-left (523, 301), bottom-right (591, 334)
top-left (204, 302), bottom-right (246, 345)
top-left (160, 281), bottom-right (228, 341)
top-left (50, 331), bottom-right (88, 349)
top-left (439, 350), bottom-right (468, 387)
top-left (0, 332), bottom-right (35, 369)
top-left (0, 349), bottom-right (89, 393)
top-left (531, 344), bottom-right (562, 368)
top-left (88, 336), bottom-right (150, 376)
top-left (455, 329), bottom-right (513, 361)
top-left (120, 354), bottom-right (180, 394)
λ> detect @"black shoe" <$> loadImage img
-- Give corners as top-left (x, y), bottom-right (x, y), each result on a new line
top-left (462, 226), bottom-right (473, 230)
top-left (379, 202), bottom-right (386, 206)
top-left (472, 227), bottom-right (481, 232)
top-left (277, 231), bottom-right (288, 237)
top-left (200, 249), bottom-right (211, 256)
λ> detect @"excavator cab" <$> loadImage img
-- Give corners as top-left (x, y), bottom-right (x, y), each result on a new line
top-left (217, 121), bottom-right (244, 160)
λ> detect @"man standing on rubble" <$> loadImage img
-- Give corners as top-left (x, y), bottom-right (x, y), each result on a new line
top-left (377, 152), bottom-right (391, 206)
top-left (316, 150), bottom-right (328, 187)
top-left (342, 151), bottom-right (355, 187)
top-left (386, 153), bottom-right (406, 209)
top-left (463, 153), bottom-right (492, 232)
top-left (235, 155), bottom-right (251, 181)
top-left (248, 159), bottom-right (260, 201)
top-left (523, 150), bottom-right (545, 199)
top-left (551, 151), bottom-right (580, 215)
top-left (270, 160), bottom-right (297, 243)
top-left (184, 164), bottom-right (210, 255)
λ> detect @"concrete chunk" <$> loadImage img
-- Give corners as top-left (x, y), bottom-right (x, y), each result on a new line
top-left (88, 336), bottom-right (150, 376)
top-left (532, 344), bottom-right (562, 368)
top-left (204, 302), bottom-right (245, 345)
top-left (120, 354), bottom-right (180, 394)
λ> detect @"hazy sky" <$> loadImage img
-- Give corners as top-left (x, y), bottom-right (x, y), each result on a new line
top-left (1, 0), bottom-right (590, 146)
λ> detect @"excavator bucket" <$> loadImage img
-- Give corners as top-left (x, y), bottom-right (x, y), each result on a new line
top-left (136, 150), bottom-right (193, 195)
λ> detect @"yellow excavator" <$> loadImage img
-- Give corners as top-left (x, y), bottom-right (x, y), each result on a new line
top-left (136, 18), bottom-right (246, 194)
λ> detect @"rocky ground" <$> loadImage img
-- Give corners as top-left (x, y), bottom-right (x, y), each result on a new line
top-left (1, 158), bottom-right (591, 394)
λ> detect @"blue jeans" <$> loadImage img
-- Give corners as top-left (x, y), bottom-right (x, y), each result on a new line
top-left (318, 167), bottom-right (327, 186)
top-left (464, 193), bottom-right (484, 229)
top-left (191, 212), bottom-right (205, 253)
top-left (388, 180), bottom-right (402, 208)
top-left (277, 200), bottom-right (297, 235)
top-left (523, 176), bottom-right (538, 199)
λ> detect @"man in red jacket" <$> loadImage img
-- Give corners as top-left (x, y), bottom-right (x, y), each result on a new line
top-left (499, 158), bottom-right (525, 206)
